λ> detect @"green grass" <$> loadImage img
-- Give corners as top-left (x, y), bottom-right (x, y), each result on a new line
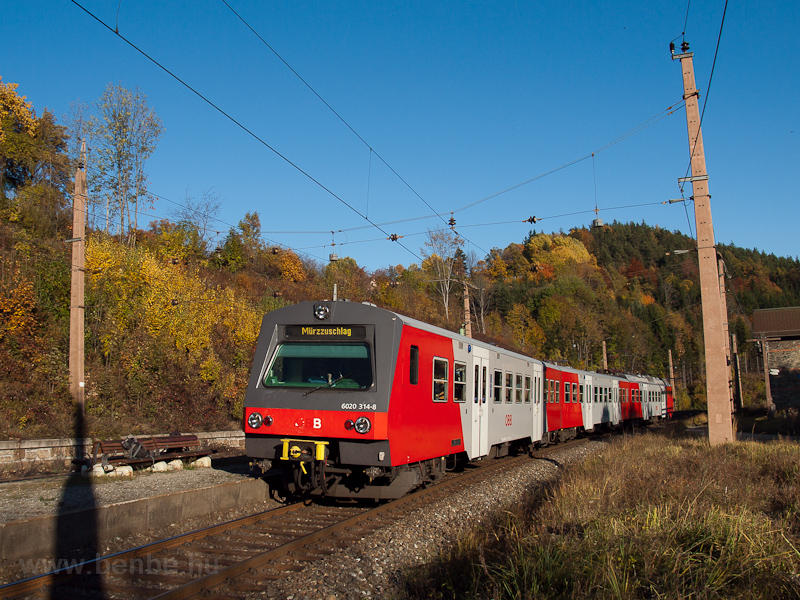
top-left (399, 434), bottom-right (800, 600)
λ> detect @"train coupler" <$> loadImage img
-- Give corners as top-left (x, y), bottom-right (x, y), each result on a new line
top-left (280, 438), bottom-right (329, 462)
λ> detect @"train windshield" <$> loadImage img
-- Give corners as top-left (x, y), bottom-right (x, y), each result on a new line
top-left (263, 343), bottom-right (373, 389)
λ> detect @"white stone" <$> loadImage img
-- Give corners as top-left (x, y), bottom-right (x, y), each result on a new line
top-left (192, 456), bottom-right (212, 468)
top-left (151, 461), bottom-right (170, 472)
top-left (167, 459), bottom-right (184, 471)
top-left (115, 465), bottom-right (134, 477)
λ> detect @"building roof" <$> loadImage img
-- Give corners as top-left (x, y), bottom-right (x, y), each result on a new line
top-left (752, 307), bottom-right (800, 339)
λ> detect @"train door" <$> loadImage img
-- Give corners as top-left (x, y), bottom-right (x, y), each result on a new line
top-left (581, 374), bottom-right (593, 431)
top-left (471, 346), bottom-right (490, 458)
top-left (531, 362), bottom-right (544, 444)
top-left (611, 380), bottom-right (621, 424)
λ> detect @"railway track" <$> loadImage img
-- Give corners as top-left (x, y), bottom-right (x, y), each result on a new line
top-left (1, 439), bottom-right (587, 600)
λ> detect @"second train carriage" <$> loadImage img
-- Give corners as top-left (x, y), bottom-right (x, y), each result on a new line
top-left (244, 301), bottom-right (671, 499)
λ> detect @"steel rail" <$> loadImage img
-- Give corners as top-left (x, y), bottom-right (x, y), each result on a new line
top-left (0, 503), bottom-right (304, 598)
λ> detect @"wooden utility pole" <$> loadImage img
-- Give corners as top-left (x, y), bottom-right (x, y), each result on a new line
top-left (731, 336), bottom-right (744, 410)
top-left (718, 254), bottom-right (734, 407)
top-left (668, 349), bottom-right (676, 394)
top-left (69, 141), bottom-right (87, 416)
top-left (761, 339), bottom-right (776, 415)
top-left (462, 281), bottom-right (472, 338)
top-left (672, 42), bottom-right (734, 443)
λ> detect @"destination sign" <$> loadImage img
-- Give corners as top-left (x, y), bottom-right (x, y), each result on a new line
top-left (285, 325), bottom-right (367, 340)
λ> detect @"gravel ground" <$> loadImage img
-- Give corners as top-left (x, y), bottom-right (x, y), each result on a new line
top-left (251, 440), bottom-right (606, 600)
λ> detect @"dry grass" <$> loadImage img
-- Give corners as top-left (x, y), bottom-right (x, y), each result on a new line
top-left (400, 434), bottom-right (800, 600)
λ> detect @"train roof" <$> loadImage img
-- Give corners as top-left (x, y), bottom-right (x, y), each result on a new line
top-left (270, 301), bottom-right (542, 365)
top-left (267, 302), bottom-right (668, 385)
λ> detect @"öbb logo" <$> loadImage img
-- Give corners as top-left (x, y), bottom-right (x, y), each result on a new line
top-left (505, 414), bottom-right (512, 426)
top-left (294, 417), bottom-right (323, 429)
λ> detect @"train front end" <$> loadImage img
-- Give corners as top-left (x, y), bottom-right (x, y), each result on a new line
top-left (244, 301), bottom-right (406, 499)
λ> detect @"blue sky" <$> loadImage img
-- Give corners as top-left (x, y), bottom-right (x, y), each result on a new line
top-left (3, 0), bottom-right (799, 271)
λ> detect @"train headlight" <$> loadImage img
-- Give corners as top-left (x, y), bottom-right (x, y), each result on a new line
top-left (354, 416), bottom-right (371, 434)
top-left (313, 303), bottom-right (330, 320)
top-left (247, 412), bottom-right (263, 429)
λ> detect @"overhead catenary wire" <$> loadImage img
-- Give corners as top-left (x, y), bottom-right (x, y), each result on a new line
top-left (219, 0), bottom-right (454, 235)
top-left (70, 1), bottom-right (694, 267)
top-left (451, 101), bottom-right (684, 215)
top-left (69, 0), bottom-right (423, 263)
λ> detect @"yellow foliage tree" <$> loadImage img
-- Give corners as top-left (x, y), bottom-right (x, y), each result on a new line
top-left (86, 235), bottom-right (261, 410)
top-left (524, 233), bottom-right (592, 280)
top-left (0, 77), bottom-right (36, 144)
top-left (506, 303), bottom-right (546, 355)
top-left (280, 251), bottom-right (306, 282)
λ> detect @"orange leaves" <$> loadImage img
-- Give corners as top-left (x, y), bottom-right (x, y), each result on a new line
top-left (279, 251), bottom-right (306, 282)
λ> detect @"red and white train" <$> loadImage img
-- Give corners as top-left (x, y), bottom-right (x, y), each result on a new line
top-left (244, 301), bottom-right (673, 499)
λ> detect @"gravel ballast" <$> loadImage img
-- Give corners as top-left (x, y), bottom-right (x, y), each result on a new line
top-left (253, 440), bottom-right (604, 600)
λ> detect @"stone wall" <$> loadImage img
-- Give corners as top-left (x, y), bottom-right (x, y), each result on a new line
top-left (0, 431), bottom-right (245, 472)
top-left (767, 339), bottom-right (800, 409)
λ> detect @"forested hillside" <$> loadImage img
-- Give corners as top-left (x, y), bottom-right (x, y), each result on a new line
top-left (2, 77), bottom-right (798, 439)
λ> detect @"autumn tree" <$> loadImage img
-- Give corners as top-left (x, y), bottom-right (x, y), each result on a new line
top-left (467, 259), bottom-right (494, 335)
top-left (324, 256), bottom-right (369, 301)
top-left (506, 303), bottom-right (546, 355)
top-left (89, 83), bottom-right (163, 245)
top-left (169, 188), bottom-right (222, 247)
top-left (421, 227), bottom-right (464, 323)
top-left (0, 78), bottom-right (71, 236)
top-left (0, 77), bottom-right (37, 201)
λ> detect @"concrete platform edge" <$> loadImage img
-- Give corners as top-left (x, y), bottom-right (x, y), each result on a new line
top-left (0, 476), bottom-right (269, 564)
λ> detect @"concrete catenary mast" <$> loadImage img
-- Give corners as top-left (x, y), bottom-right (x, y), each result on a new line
top-left (672, 41), bottom-right (734, 444)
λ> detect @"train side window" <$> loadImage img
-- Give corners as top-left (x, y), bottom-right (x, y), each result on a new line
top-left (505, 372), bottom-right (513, 403)
top-left (524, 376), bottom-right (531, 403)
top-left (555, 381), bottom-right (561, 403)
top-left (515, 374), bottom-right (523, 403)
top-left (454, 362), bottom-right (467, 403)
top-left (564, 381), bottom-right (571, 402)
top-left (493, 370), bottom-right (502, 403)
top-left (572, 382), bottom-right (578, 404)
top-left (482, 366), bottom-right (487, 403)
top-left (433, 357), bottom-right (448, 402)
top-left (409, 346), bottom-right (419, 385)
top-left (474, 365), bottom-right (480, 403)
